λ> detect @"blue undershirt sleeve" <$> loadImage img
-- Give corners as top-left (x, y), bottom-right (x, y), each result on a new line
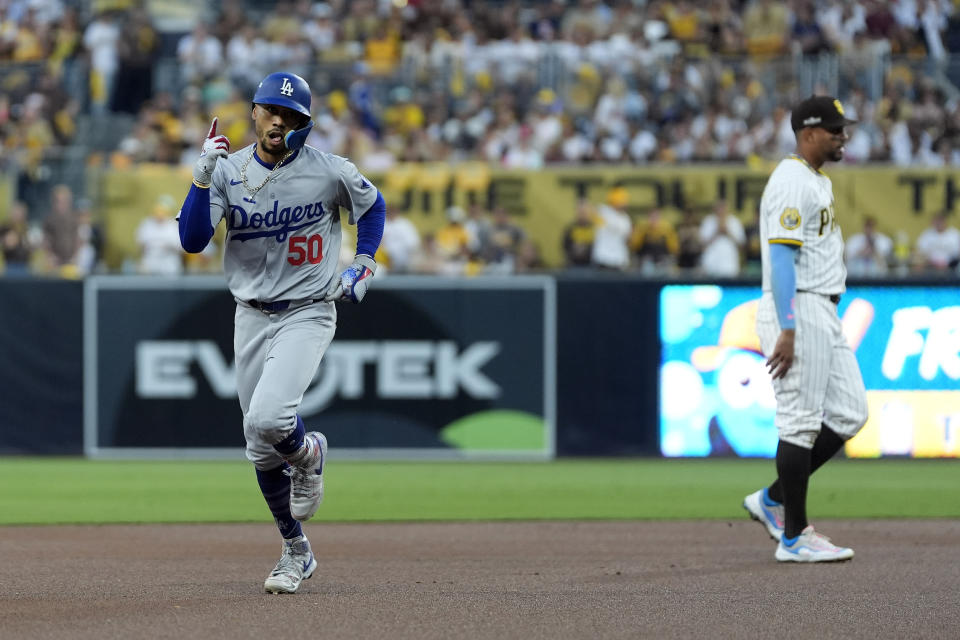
top-left (179, 184), bottom-right (215, 253)
top-left (355, 192), bottom-right (385, 258)
top-left (769, 242), bottom-right (798, 330)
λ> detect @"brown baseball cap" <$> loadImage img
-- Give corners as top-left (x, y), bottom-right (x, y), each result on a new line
top-left (790, 95), bottom-right (857, 132)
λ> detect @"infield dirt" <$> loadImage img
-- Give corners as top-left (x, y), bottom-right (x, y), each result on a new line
top-left (1, 520), bottom-right (956, 639)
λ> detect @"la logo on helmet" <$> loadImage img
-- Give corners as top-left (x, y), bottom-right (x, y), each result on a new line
top-left (280, 78), bottom-right (294, 96)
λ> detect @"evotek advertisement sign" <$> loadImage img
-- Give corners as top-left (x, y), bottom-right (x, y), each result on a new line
top-left (85, 276), bottom-right (555, 459)
top-left (659, 285), bottom-right (960, 458)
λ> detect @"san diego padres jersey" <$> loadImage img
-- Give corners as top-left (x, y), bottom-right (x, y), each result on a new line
top-left (207, 144), bottom-right (378, 302)
top-left (759, 154), bottom-right (846, 295)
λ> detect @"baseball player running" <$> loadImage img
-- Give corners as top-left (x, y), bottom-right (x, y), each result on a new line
top-left (743, 95), bottom-right (867, 562)
top-left (178, 71), bottom-right (384, 592)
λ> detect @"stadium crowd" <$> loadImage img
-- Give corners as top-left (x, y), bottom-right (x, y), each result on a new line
top-left (1, 0), bottom-right (959, 278)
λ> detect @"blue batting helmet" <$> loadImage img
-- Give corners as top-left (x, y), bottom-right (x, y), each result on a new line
top-left (252, 72), bottom-right (312, 120)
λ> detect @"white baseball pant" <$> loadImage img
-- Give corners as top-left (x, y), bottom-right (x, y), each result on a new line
top-left (756, 291), bottom-right (868, 449)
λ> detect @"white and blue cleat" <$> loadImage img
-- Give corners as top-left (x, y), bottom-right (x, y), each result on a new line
top-left (775, 526), bottom-right (854, 563)
top-left (743, 487), bottom-right (785, 541)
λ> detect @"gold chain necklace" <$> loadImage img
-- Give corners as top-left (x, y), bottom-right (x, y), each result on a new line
top-left (239, 146), bottom-right (294, 195)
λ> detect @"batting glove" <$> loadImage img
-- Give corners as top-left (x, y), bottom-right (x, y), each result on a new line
top-left (324, 255), bottom-right (377, 304)
top-left (193, 117), bottom-right (230, 187)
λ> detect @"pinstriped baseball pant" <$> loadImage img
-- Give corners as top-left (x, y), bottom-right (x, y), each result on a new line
top-left (756, 291), bottom-right (868, 449)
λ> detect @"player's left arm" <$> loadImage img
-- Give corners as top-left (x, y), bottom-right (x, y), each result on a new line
top-left (325, 162), bottom-right (385, 303)
top-left (766, 242), bottom-right (798, 379)
top-left (325, 194), bottom-right (384, 303)
top-left (762, 173), bottom-right (807, 379)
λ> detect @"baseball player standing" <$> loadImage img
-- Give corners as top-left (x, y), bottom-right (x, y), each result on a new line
top-left (178, 71), bottom-right (384, 592)
top-left (743, 95), bottom-right (867, 562)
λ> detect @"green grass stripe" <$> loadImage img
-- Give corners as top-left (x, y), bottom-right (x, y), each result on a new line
top-left (1, 458), bottom-right (958, 525)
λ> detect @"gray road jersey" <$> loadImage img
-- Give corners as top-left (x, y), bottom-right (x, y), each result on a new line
top-left (208, 144), bottom-right (378, 302)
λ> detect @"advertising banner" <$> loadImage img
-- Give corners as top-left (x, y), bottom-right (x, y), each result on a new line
top-left (99, 165), bottom-right (960, 271)
top-left (84, 276), bottom-right (555, 459)
top-left (659, 284), bottom-right (960, 458)
top-left (0, 279), bottom-right (83, 454)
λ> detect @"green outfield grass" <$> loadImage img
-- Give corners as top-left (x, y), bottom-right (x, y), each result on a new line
top-left (0, 458), bottom-right (958, 525)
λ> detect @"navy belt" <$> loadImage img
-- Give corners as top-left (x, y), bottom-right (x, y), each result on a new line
top-left (797, 290), bottom-right (841, 305)
top-left (246, 298), bottom-right (322, 314)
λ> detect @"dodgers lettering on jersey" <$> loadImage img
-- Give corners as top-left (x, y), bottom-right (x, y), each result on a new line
top-left (208, 144), bottom-right (378, 302)
top-left (759, 155), bottom-right (846, 295)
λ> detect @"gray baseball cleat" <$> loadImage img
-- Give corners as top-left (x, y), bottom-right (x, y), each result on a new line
top-left (264, 535), bottom-right (317, 594)
top-left (286, 431), bottom-right (327, 522)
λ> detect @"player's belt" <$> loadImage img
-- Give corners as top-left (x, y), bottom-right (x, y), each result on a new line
top-left (797, 290), bottom-right (841, 305)
top-left (246, 298), bottom-right (323, 314)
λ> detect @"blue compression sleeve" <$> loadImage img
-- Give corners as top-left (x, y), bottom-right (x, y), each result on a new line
top-left (355, 192), bottom-right (385, 258)
top-left (179, 184), bottom-right (215, 253)
top-left (769, 243), bottom-right (798, 330)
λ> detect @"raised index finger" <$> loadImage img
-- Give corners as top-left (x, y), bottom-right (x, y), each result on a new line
top-left (207, 117), bottom-right (219, 139)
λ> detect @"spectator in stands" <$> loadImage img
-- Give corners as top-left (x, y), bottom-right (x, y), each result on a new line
top-left (434, 205), bottom-right (472, 268)
top-left (411, 232), bottom-right (444, 275)
top-left (14, 95), bottom-right (56, 214)
top-left (502, 124), bottom-right (545, 169)
top-left (698, 199), bottom-right (744, 277)
top-left (10, 7), bottom-right (46, 62)
top-left (845, 215), bottom-right (893, 277)
top-left (914, 211), bottom-right (960, 273)
top-left (11, 0), bottom-right (960, 277)
top-left (630, 206), bottom-right (678, 275)
top-left (82, 9), bottom-right (120, 114)
top-left (265, 22), bottom-right (313, 82)
top-left (0, 200), bottom-right (34, 276)
top-left (364, 18), bottom-right (402, 76)
top-left (40, 183), bottom-right (80, 275)
top-left (743, 0), bottom-right (789, 56)
top-left (111, 8), bottom-right (158, 115)
top-left (593, 76), bottom-right (643, 142)
top-left (380, 206), bottom-right (421, 275)
top-left (303, 2), bottom-right (336, 56)
top-left (742, 205), bottom-right (763, 276)
top-left (592, 187), bottom-right (633, 271)
top-left (116, 116), bottom-right (160, 165)
top-left (47, 7), bottom-right (84, 92)
top-left (704, 0), bottom-right (744, 54)
top-left (864, 0), bottom-right (901, 44)
top-left (225, 25), bottom-right (270, 95)
top-left (527, 89), bottom-right (565, 159)
top-left (262, 0), bottom-right (303, 44)
top-left (211, 0), bottom-right (249, 47)
top-left (463, 202), bottom-right (492, 258)
top-left (557, 117), bottom-right (595, 163)
top-left (562, 198), bottom-right (597, 268)
top-left (136, 194), bottom-right (183, 276)
top-left (515, 239), bottom-right (546, 273)
top-left (74, 197), bottom-right (101, 276)
top-left (486, 205), bottom-right (527, 274)
top-left (791, 0), bottom-right (831, 55)
top-left (819, 0), bottom-right (867, 53)
top-left (176, 22), bottom-right (223, 87)
top-left (674, 206), bottom-right (703, 273)
top-left (915, 0), bottom-right (951, 66)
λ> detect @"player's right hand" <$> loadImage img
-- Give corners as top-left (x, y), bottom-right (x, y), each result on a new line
top-left (193, 117), bottom-right (230, 187)
top-left (766, 329), bottom-right (795, 380)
